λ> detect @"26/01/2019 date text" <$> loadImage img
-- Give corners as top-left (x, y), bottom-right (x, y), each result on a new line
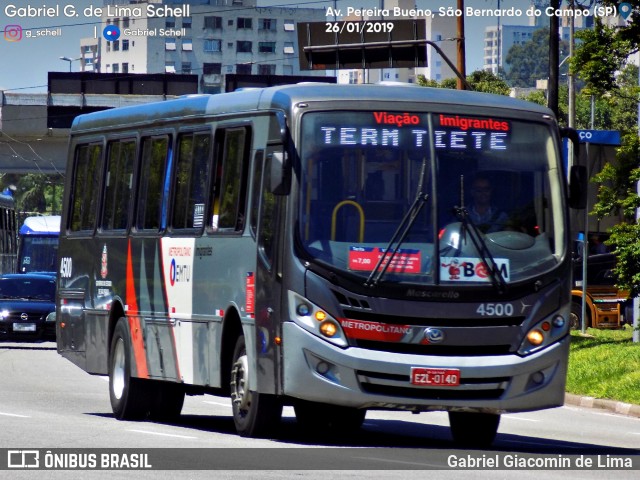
top-left (325, 21), bottom-right (395, 34)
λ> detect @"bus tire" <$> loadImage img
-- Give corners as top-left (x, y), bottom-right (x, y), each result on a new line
top-left (294, 400), bottom-right (366, 434)
top-left (230, 335), bottom-right (282, 437)
top-left (109, 318), bottom-right (152, 420)
top-left (149, 381), bottom-right (185, 421)
top-left (448, 412), bottom-right (500, 447)
top-left (570, 301), bottom-right (591, 330)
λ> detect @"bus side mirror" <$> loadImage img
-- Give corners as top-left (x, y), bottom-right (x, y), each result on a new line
top-left (569, 165), bottom-right (587, 209)
top-left (269, 150), bottom-right (290, 195)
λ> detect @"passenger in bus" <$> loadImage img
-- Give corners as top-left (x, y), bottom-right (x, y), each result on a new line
top-left (467, 174), bottom-right (509, 233)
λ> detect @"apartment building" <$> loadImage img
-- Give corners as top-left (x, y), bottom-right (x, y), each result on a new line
top-left (483, 2), bottom-right (594, 75)
top-left (82, 0), bottom-right (327, 93)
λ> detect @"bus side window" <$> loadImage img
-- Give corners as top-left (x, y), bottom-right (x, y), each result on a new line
top-left (249, 150), bottom-right (264, 238)
top-left (259, 153), bottom-right (278, 267)
top-left (210, 127), bottom-right (251, 232)
top-left (172, 132), bottom-right (212, 230)
top-left (70, 143), bottom-right (103, 232)
top-left (136, 136), bottom-right (169, 232)
top-left (102, 139), bottom-right (136, 231)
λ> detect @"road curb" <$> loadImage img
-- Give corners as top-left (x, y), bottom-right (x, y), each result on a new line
top-left (565, 393), bottom-right (640, 418)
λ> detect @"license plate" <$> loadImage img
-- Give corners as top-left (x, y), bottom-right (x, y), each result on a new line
top-left (411, 367), bottom-right (460, 386)
top-left (13, 323), bottom-right (36, 332)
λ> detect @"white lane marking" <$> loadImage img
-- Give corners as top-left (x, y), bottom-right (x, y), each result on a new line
top-left (203, 400), bottom-right (231, 408)
top-left (503, 415), bottom-right (540, 422)
top-left (563, 404), bottom-right (640, 421)
top-left (0, 411), bottom-right (30, 418)
top-left (501, 439), bottom-right (583, 449)
top-left (127, 429), bottom-right (197, 439)
top-left (352, 456), bottom-right (446, 468)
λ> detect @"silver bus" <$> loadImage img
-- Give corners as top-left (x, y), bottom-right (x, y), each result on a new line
top-left (57, 83), bottom-right (583, 446)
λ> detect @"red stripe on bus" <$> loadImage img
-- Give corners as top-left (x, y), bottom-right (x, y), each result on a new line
top-left (126, 240), bottom-right (148, 378)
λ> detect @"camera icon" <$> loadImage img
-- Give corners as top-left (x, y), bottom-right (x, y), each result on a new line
top-left (4, 24), bottom-right (23, 42)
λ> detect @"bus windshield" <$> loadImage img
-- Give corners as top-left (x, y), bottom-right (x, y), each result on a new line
top-left (19, 236), bottom-right (59, 274)
top-left (298, 110), bottom-right (566, 286)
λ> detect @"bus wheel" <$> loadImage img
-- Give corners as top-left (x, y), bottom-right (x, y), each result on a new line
top-left (230, 335), bottom-right (282, 437)
top-left (294, 400), bottom-right (366, 434)
top-left (109, 318), bottom-right (151, 420)
top-left (570, 302), bottom-right (591, 330)
top-left (149, 381), bottom-right (185, 421)
top-left (448, 412), bottom-right (500, 447)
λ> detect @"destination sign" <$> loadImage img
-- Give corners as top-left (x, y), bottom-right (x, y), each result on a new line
top-left (317, 113), bottom-right (511, 152)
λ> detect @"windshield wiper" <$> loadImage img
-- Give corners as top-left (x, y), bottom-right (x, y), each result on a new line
top-left (452, 206), bottom-right (507, 294)
top-left (365, 192), bottom-right (430, 287)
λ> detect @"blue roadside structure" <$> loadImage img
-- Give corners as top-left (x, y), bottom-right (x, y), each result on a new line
top-left (576, 129), bottom-right (621, 145)
top-left (562, 129), bottom-right (621, 171)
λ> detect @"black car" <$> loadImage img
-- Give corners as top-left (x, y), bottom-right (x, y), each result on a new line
top-left (572, 253), bottom-right (618, 287)
top-left (0, 274), bottom-right (57, 339)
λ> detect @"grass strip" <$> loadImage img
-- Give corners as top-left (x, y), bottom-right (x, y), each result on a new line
top-left (567, 326), bottom-right (640, 405)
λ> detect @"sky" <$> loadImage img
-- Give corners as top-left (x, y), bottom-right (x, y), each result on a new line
top-left (0, 0), bottom-right (535, 92)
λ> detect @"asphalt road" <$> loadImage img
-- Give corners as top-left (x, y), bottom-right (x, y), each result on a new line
top-left (0, 339), bottom-right (639, 479)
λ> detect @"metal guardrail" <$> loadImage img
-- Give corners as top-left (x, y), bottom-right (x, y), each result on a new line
top-left (1, 92), bottom-right (179, 107)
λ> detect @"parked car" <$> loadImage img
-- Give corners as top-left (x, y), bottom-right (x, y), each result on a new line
top-left (0, 273), bottom-right (56, 340)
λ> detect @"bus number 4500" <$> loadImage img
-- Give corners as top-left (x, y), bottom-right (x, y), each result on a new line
top-left (60, 257), bottom-right (73, 278)
top-left (476, 303), bottom-right (513, 316)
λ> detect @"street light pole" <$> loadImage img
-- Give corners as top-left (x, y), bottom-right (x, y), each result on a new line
top-left (635, 50), bottom-right (640, 344)
top-left (59, 56), bottom-right (80, 72)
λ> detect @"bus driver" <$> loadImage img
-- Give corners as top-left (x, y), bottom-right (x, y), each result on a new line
top-left (467, 174), bottom-right (508, 233)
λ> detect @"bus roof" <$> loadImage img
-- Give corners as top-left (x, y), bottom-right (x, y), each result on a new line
top-left (70, 83), bottom-right (555, 134)
top-left (19, 215), bottom-right (61, 236)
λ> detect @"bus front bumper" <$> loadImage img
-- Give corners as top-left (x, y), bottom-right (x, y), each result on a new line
top-left (282, 322), bottom-right (569, 414)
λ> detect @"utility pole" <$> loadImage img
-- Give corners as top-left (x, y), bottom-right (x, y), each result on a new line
top-left (568, 0), bottom-right (576, 130)
top-left (456, 0), bottom-right (466, 90)
top-left (548, 0), bottom-right (560, 116)
top-left (496, 0), bottom-right (501, 77)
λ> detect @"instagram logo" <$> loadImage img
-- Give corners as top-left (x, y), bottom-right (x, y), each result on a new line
top-left (4, 24), bottom-right (22, 42)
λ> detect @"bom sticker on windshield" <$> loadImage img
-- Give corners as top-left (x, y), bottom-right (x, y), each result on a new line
top-left (440, 257), bottom-right (510, 282)
top-left (349, 246), bottom-right (421, 274)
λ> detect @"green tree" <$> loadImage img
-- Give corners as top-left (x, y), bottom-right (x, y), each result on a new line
top-left (578, 54), bottom-right (640, 296)
top-left (0, 173), bottom-right (63, 215)
top-left (522, 64), bottom-right (639, 131)
top-left (570, 1), bottom-right (639, 94)
top-left (505, 28), bottom-right (569, 88)
top-left (416, 70), bottom-right (510, 95)
top-left (591, 135), bottom-right (640, 296)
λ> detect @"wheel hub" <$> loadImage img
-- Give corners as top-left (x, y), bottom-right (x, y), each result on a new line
top-left (111, 338), bottom-right (126, 400)
top-left (231, 353), bottom-right (250, 411)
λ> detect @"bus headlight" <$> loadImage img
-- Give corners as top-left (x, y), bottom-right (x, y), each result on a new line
top-left (526, 329), bottom-right (544, 346)
top-left (518, 314), bottom-right (569, 356)
top-left (319, 320), bottom-right (339, 338)
top-left (288, 291), bottom-right (347, 347)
